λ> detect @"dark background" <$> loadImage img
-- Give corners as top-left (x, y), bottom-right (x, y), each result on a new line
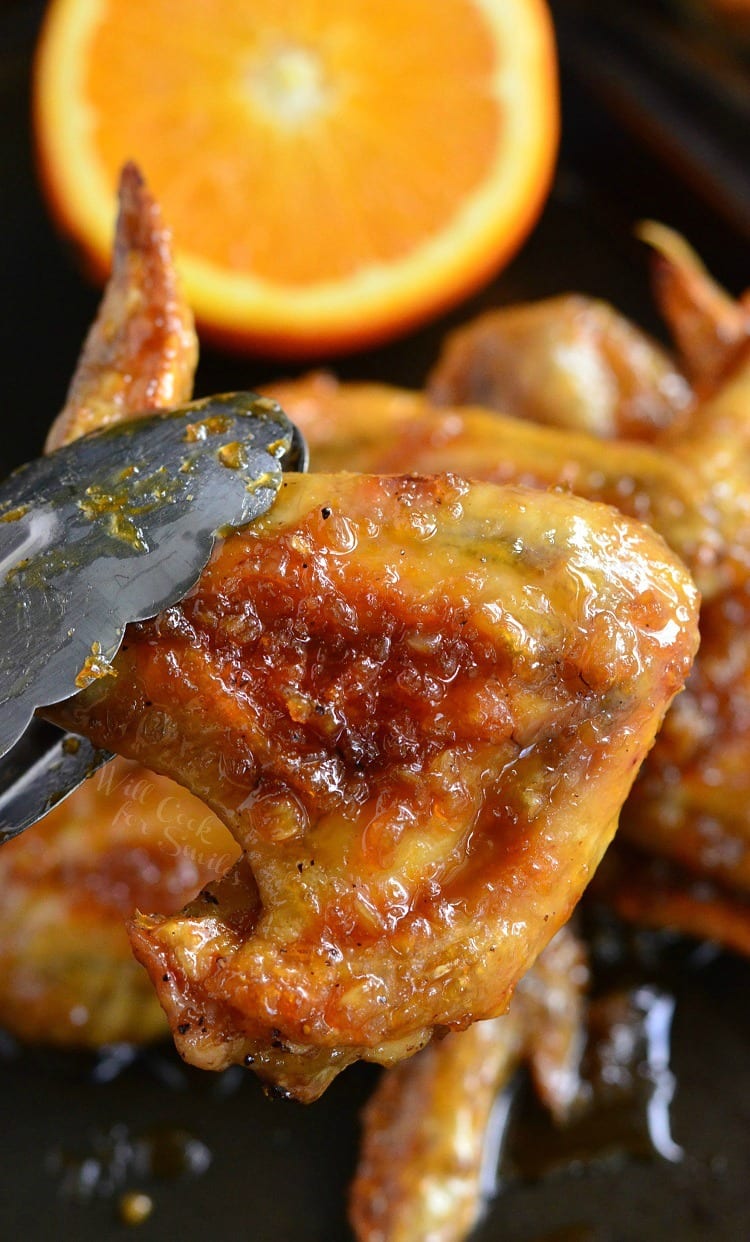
top-left (1, 2), bottom-right (750, 1238)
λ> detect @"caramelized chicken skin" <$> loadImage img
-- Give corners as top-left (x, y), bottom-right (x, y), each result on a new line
top-left (45, 470), bottom-right (698, 1098)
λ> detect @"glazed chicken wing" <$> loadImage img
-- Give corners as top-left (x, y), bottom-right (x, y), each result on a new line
top-left (44, 472), bottom-right (697, 1099)
top-left (267, 262), bottom-right (750, 908)
top-left (7, 169), bottom-right (698, 1105)
top-left (0, 756), bottom-right (238, 1046)
top-left (0, 163), bottom-right (214, 1046)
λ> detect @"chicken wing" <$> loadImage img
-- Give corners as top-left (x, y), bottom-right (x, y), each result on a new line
top-left (10, 170), bottom-right (699, 1104)
top-left (45, 161), bottom-right (198, 452)
top-left (349, 924), bottom-right (588, 1242)
top-left (0, 757), bottom-right (238, 1046)
top-left (268, 284), bottom-right (750, 899)
top-left (427, 294), bottom-right (692, 440)
top-left (43, 470), bottom-right (698, 1098)
top-left (0, 162), bottom-right (210, 1046)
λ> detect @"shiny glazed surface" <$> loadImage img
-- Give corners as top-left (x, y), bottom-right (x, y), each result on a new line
top-left (48, 471), bottom-right (698, 1099)
top-left (267, 338), bottom-right (750, 914)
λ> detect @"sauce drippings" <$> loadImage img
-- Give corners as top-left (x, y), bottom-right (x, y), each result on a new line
top-left (47, 1122), bottom-right (212, 1210)
top-left (503, 984), bottom-right (682, 1180)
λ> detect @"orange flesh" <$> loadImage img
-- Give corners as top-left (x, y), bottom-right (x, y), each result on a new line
top-left (85, 0), bottom-right (499, 283)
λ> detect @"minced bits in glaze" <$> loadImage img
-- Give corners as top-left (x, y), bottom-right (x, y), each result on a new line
top-left (46, 472), bottom-right (699, 1100)
top-left (75, 641), bottom-right (118, 690)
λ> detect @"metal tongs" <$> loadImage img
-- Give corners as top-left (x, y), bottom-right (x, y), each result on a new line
top-left (0, 393), bottom-right (307, 843)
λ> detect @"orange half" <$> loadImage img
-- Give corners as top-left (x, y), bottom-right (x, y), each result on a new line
top-left (34, 0), bottom-right (559, 357)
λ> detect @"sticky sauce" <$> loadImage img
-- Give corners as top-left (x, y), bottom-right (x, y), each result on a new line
top-left (503, 983), bottom-right (682, 1180)
top-left (75, 642), bottom-right (118, 690)
top-left (217, 441), bottom-right (249, 470)
top-left (183, 414), bottom-right (233, 443)
top-left (0, 504), bottom-right (29, 523)
top-left (77, 469), bottom-right (182, 552)
top-left (244, 470), bottom-right (275, 494)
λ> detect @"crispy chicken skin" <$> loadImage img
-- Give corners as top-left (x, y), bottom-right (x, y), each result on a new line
top-left (350, 925), bottom-right (588, 1242)
top-left (0, 163), bottom-right (206, 1046)
top-left (428, 295), bottom-right (692, 440)
top-left (45, 162), bottom-right (197, 453)
top-left (45, 471), bottom-right (698, 1098)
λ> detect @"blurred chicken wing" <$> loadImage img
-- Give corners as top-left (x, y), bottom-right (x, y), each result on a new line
top-left (593, 845), bottom-right (750, 959)
top-left (639, 221), bottom-right (750, 393)
top-left (350, 924), bottom-right (588, 1242)
top-left (0, 758), bottom-right (238, 1046)
top-left (428, 294), bottom-right (692, 440)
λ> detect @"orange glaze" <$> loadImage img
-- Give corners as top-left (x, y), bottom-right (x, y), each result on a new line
top-left (47, 472), bottom-right (699, 1098)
